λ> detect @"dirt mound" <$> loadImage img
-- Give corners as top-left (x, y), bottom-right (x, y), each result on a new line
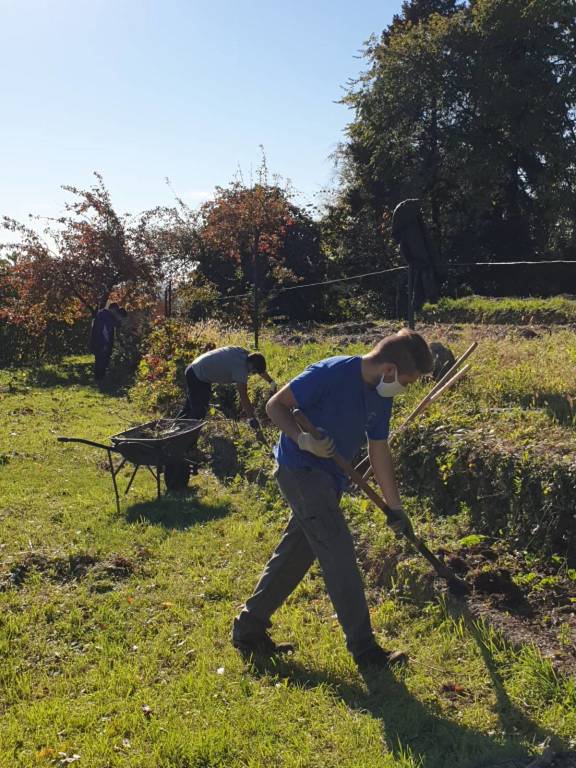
top-left (0, 551), bottom-right (136, 590)
top-left (205, 434), bottom-right (239, 479)
top-left (444, 541), bottom-right (576, 679)
top-left (472, 568), bottom-right (526, 606)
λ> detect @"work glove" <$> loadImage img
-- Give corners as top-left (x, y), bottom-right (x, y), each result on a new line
top-left (248, 417), bottom-right (261, 431)
top-left (386, 506), bottom-right (415, 540)
top-left (268, 380), bottom-right (278, 395)
top-left (297, 429), bottom-right (335, 458)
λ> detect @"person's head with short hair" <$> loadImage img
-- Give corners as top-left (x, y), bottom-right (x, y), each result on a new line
top-left (362, 328), bottom-right (433, 394)
top-left (247, 352), bottom-right (267, 376)
top-left (108, 303), bottom-right (127, 323)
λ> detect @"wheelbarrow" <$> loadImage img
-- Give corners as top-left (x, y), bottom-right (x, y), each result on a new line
top-left (58, 418), bottom-right (205, 513)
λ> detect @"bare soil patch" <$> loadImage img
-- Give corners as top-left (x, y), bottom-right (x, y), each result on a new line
top-left (271, 320), bottom-right (563, 348)
top-left (0, 551), bottom-right (137, 591)
top-left (445, 541), bottom-right (575, 678)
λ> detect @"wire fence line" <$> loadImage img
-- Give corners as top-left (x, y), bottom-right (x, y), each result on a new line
top-left (210, 265), bottom-right (409, 305)
top-left (201, 258), bottom-right (576, 306)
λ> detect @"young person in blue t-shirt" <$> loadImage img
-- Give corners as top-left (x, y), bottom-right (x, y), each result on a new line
top-left (233, 329), bottom-right (434, 670)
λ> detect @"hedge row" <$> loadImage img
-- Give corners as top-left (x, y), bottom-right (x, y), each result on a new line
top-left (396, 419), bottom-right (576, 563)
top-left (0, 318), bottom-right (92, 367)
top-left (420, 296), bottom-right (576, 325)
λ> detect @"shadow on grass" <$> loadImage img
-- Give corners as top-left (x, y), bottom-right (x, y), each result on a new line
top-left (125, 490), bottom-right (232, 530)
top-left (514, 392), bottom-right (574, 426)
top-left (447, 601), bottom-right (572, 760)
top-left (24, 357), bottom-right (133, 397)
top-left (245, 612), bottom-right (568, 768)
top-left (26, 358), bottom-right (94, 388)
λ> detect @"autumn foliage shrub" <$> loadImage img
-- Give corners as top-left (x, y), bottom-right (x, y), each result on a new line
top-left (130, 319), bottom-right (244, 413)
top-left (0, 317), bottom-right (91, 367)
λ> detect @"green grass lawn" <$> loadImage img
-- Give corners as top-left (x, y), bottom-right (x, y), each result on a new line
top-left (0, 357), bottom-right (575, 768)
top-left (420, 295), bottom-right (576, 325)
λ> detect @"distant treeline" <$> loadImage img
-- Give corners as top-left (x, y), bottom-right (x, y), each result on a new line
top-left (1, 0), bottom-right (575, 362)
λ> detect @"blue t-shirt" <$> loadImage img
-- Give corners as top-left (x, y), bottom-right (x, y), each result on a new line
top-left (274, 356), bottom-right (393, 491)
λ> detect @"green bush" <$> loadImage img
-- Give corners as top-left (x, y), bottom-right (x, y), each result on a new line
top-left (0, 317), bottom-right (92, 368)
top-left (108, 311), bottom-right (151, 384)
top-left (396, 416), bottom-right (576, 562)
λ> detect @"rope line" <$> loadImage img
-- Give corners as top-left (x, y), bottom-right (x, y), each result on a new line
top-left (185, 259), bottom-right (576, 305)
top-left (211, 265), bottom-right (408, 303)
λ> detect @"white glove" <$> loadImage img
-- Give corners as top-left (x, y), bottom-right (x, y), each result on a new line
top-left (268, 380), bottom-right (278, 395)
top-left (297, 430), bottom-right (335, 458)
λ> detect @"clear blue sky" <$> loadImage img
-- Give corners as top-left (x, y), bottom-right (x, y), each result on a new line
top-left (1, 0), bottom-right (401, 224)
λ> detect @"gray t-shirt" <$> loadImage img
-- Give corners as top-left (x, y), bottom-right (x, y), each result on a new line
top-left (192, 346), bottom-right (250, 385)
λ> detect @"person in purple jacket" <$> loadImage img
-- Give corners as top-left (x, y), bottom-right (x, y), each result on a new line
top-left (233, 329), bottom-right (434, 671)
top-left (89, 303), bottom-right (126, 386)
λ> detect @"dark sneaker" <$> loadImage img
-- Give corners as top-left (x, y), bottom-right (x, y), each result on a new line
top-left (232, 631), bottom-right (294, 657)
top-left (354, 645), bottom-right (408, 670)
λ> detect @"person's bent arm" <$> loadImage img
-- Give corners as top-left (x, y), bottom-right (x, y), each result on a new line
top-left (236, 383), bottom-right (255, 419)
top-left (369, 438), bottom-right (414, 537)
top-left (265, 385), bottom-right (301, 443)
top-left (368, 439), bottom-right (402, 509)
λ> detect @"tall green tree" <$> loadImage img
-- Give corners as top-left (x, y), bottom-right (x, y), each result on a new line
top-left (336, 0), bottom-right (576, 289)
top-left (385, 0), bottom-right (464, 38)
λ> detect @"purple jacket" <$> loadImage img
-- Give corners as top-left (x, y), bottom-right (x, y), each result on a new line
top-left (89, 309), bottom-right (118, 353)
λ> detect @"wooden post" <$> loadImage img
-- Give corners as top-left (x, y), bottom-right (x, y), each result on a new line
top-left (407, 266), bottom-right (415, 329)
top-left (252, 237), bottom-right (260, 350)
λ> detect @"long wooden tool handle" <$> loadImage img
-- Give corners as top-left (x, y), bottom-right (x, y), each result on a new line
top-left (428, 341), bottom-right (477, 400)
top-left (356, 341), bottom-right (478, 478)
top-left (293, 409), bottom-right (395, 519)
top-left (354, 341), bottom-right (478, 476)
top-left (428, 363), bottom-right (470, 403)
top-left (292, 409), bottom-right (456, 581)
top-left (359, 362), bottom-right (473, 484)
top-left (392, 342), bottom-right (477, 434)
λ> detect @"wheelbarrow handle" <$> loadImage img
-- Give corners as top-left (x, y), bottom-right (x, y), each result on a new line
top-left (57, 436), bottom-right (119, 452)
top-left (292, 409), bottom-right (459, 583)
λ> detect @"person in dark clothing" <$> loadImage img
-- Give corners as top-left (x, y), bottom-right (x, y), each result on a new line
top-left (180, 346), bottom-right (277, 428)
top-left (89, 303), bottom-right (126, 385)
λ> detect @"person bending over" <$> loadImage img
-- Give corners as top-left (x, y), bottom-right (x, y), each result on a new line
top-left (180, 345), bottom-right (276, 429)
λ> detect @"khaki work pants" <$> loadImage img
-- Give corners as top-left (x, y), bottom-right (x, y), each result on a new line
top-left (234, 464), bottom-right (376, 658)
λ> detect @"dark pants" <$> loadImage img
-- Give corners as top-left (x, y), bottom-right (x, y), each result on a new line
top-left (94, 346), bottom-right (112, 382)
top-left (234, 464), bottom-right (376, 658)
top-left (179, 367), bottom-right (211, 419)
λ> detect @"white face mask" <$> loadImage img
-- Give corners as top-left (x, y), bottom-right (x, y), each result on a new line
top-left (376, 367), bottom-right (406, 398)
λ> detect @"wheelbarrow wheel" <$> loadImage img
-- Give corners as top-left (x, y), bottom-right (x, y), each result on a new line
top-left (164, 461), bottom-right (191, 492)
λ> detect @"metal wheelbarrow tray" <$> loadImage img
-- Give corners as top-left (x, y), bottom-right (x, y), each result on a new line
top-left (58, 419), bottom-right (205, 512)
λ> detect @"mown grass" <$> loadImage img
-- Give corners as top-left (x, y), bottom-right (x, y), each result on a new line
top-left (1, 355), bottom-right (575, 767)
